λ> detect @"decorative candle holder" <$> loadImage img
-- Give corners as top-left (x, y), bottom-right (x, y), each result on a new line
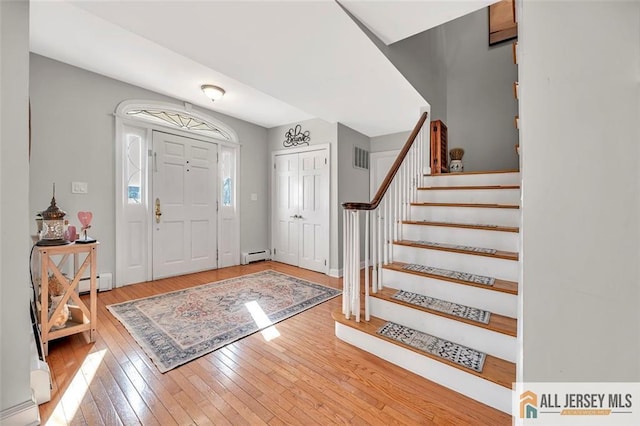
top-left (37, 184), bottom-right (71, 246)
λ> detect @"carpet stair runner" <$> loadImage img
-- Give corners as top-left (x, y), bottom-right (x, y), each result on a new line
top-left (371, 287), bottom-right (517, 337)
top-left (402, 220), bottom-right (519, 234)
top-left (384, 261), bottom-right (518, 295)
top-left (394, 239), bottom-right (518, 261)
top-left (332, 311), bottom-right (516, 389)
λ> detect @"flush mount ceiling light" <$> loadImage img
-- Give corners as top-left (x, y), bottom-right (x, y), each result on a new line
top-left (201, 84), bottom-right (226, 101)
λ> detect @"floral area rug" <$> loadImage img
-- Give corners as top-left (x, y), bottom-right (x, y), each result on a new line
top-left (107, 270), bottom-right (341, 372)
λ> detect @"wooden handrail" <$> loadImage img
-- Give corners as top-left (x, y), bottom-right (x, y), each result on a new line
top-left (342, 112), bottom-right (428, 211)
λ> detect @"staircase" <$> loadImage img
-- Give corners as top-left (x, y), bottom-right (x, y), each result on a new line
top-left (336, 113), bottom-right (519, 415)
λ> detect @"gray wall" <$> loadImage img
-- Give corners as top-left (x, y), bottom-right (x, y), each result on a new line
top-left (444, 8), bottom-right (519, 172)
top-left (29, 54), bottom-right (269, 280)
top-left (381, 7), bottom-right (519, 172)
top-left (0, 0), bottom-right (33, 414)
top-left (370, 130), bottom-right (411, 153)
top-left (337, 123), bottom-right (371, 264)
top-left (385, 27), bottom-right (448, 122)
top-left (267, 119), bottom-right (341, 271)
top-left (519, 0), bottom-right (640, 382)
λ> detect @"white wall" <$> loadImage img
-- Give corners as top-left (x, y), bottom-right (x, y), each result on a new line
top-left (29, 54), bottom-right (269, 279)
top-left (0, 0), bottom-right (35, 418)
top-left (519, 0), bottom-right (640, 382)
top-left (267, 119), bottom-right (340, 270)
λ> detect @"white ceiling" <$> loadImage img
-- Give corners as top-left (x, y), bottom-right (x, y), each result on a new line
top-left (340, 0), bottom-right (496, 45)
top-left (30, 1), bottom-right (494, 137)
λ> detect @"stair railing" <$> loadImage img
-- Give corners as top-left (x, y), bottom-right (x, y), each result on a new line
top-left (342, 112), bottom-right (429, 322)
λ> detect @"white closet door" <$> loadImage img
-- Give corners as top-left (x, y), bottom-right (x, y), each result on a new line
top-left (272, 146), bottom-right (329, 274)
top-left (297, 149), bottom-right (329, 273)
top-left (273, 153), bottom-right (300, 266)
top-left (152, 131), bottom-right (217, 279)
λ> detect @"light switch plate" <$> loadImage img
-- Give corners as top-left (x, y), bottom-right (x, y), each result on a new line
top-left (250, 193), bottom-right (258, 201)
top-left (71, 182), bottom-right (88, 194)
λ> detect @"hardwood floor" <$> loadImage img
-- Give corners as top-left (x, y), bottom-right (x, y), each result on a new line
top-left (39, 261), bottom-right (510, 425)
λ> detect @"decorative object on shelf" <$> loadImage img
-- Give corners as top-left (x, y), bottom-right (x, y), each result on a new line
top-left (47, 274), bottom-right (69, 330)
top-left (449, 148), bottom-right (465, 173)
top-left (283, 124), bottom-right (310, 147)
top-left (35, 213), bottom-right (43, 234)
top-left (76, 211), bottom-right (96, 244)
top-left (37, 184), bottom-right (71, 246)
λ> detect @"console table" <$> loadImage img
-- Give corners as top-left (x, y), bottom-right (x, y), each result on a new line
top-left (37, 242), bottom-right (98, 357)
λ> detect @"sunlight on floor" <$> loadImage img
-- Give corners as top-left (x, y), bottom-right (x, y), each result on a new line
top-left (245, 300), bottom-right (281, 341)
top-left (46, 349), bottom-right (106, 425)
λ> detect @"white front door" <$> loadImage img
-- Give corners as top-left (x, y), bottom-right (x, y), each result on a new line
top-left (152, 131), bottom-right (217, 279)
top-left (273, 147), bottom-right (329, 274)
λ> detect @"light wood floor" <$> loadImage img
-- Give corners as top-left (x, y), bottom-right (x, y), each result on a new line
top-left (39, 261), bottom-right (510, 425)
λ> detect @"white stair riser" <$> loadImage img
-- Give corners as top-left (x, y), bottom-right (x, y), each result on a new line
top-left (410, 205), bottom-right (520, 227)
top-left (402, 224), bottom-right (519, 252)
top-left (335, 322), bottom-right (512, 414)
top-left (423, 172), bottom-right (520, 187)
top-left (393, 244), bottom-right (519, 282)
top-left (370, 297), bottom-right (517, 362)
top-left (417, 188), bottom-right (520, 205)
top-left (381, 268), bottom-right (517, 318)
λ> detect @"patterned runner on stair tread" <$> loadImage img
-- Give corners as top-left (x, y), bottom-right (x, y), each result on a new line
top-left (392, 290), bottom-right (491, 324)
top-left (402, 263), bottom-right (495, 286)
top-left (377, 322), bottom-right (486, 373)
top-left (411, 240), bottom-right (497, 254)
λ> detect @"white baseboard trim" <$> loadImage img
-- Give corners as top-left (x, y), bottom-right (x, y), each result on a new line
top-left (329, 260), bottom-right (371, 278)
top-left (0, 395), bottom-right (40, 426)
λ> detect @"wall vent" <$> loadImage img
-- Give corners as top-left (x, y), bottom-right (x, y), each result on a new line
top-left (353, 146), bottom-right (369, 170)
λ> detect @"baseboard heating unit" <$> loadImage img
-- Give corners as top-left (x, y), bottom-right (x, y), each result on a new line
top-left (241, 249), bottom-right (270, 265)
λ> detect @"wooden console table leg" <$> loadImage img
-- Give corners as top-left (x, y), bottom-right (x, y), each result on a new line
top-left (40, 249), bottom-right (49, 357)
top-left (90, 245), bottom-right (97, 342)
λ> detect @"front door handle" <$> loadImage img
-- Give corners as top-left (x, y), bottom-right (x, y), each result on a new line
top-left (155, 198), bottom-right (162, 223)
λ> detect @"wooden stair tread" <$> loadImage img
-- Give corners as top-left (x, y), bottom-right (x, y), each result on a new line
top-left (373, 287), bottom-right (517, 337)
top-left (385, 262), bottom-right (518, 295)
top-left (394, 239), bottom-right (519, 261)
top-left (418, 185), bottom-right (520, 191)
top-left (332, 310), bottom-right (516, 389)
top-left (411, 202), bottom-right (519, 209)
top-left (424, 169), bottom-right (519, 177)
top-left (403, 220), bottom-right (519, 233)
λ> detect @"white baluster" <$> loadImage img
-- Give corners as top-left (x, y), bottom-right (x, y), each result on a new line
top-left (342, 209), bottom-right (349, 317)
top-left (371, 206), bottom-right (377, 293)
top-left (377, 206), bottom-right (383, 289)
top-left (353, 211), bottom-right (360, 322)
top-left (383, 197), bottom-right (388, 265)
top-left (388, 184), bottom-right (394, 263)
top-left (365, 210), bottom-right (370, 321)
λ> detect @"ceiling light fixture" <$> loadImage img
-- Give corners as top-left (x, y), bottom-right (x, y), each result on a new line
top-left (201, 84), bottom-right (225, 101)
